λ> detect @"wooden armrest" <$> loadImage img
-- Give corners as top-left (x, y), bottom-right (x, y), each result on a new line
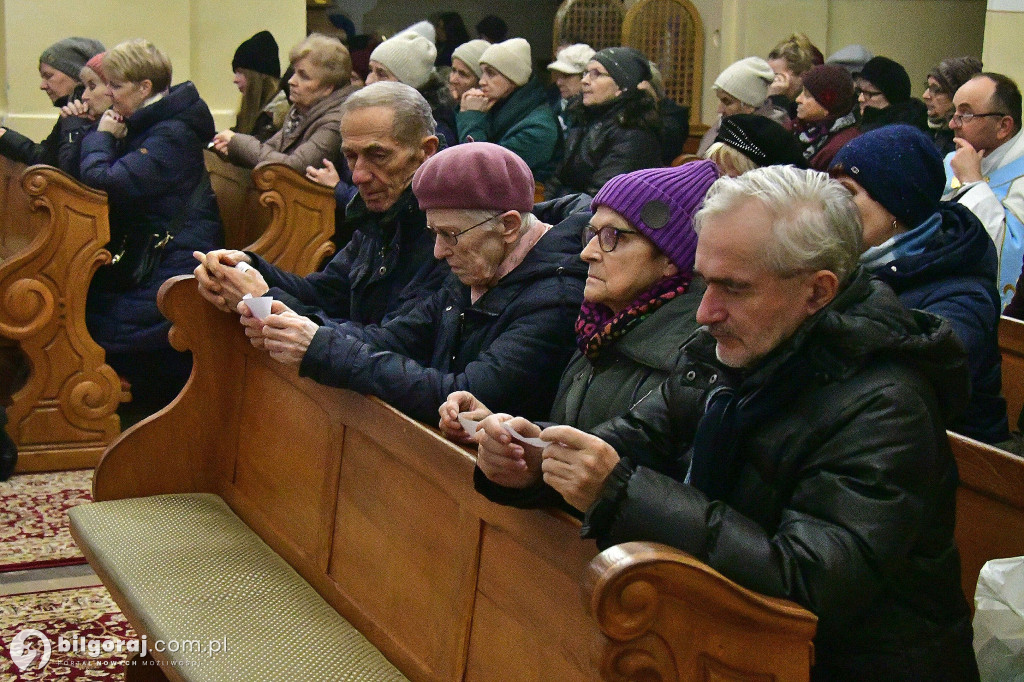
top-left (248, 162), bottom-right (336, 276)
top-left (585, 541), bottom-right (816, 681)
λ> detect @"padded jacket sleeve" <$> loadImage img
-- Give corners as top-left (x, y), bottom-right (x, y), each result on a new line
top-left (79, 122), bottom-right (198, 202)
top-left (227, 115), bottom-right (342, 172)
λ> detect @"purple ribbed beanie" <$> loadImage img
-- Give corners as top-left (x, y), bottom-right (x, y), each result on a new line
top-left (591, 160), bottom-right (720, 270)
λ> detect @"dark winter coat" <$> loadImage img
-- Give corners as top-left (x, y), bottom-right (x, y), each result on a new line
top-left (868, 202), bottom-right (1008, 443)
top-left (456, 77), bottom-right (562, 181)
top-left (582, 270), bottom-right (977, 681)
top-left (80, 81), bottom-right (223, 357)
top-left (657, 97), bottom-right (690, 165)
top-left (551, 91), bottom-right (662, 197)
top-left (859, 99), bottom-right (929, 134)
top-left (0, 85), bottom-right (85, 170)
top-left (475, 281), bottom-right (703, 508)
top-left (298, 199), bottom-right (590, 424)
top-left (250, 186), bottom-right (448, 326)
top-left (419, 75), bottom-right (457, 147)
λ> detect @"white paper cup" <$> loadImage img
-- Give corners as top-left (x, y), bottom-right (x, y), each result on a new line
top-left (242, 294), bottom-right (273, 321)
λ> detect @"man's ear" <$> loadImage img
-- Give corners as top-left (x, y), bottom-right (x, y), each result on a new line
top-left (998, 116), bottom-right (1017, 143)
top-left (497, 210), bottom-right (523, 241)
top-left (420, 135), bottom-right (440, 161)
top-left (805, 269), bottom-right (839, 315)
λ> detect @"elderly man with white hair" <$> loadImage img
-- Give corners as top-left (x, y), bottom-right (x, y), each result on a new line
top-left (240, 142), bottom-right (588, 424)
top-left (473, 165), bottom-right (979, 681)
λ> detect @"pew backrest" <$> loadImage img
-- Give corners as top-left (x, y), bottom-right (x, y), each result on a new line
top-left (999, 314), bottom-right (1024, 429)
top-left (203, 149), bottom-right (271, 250)
top-left (0, 155), bottom-right (42, 258)
top-left (950, 430), bottom-right (1024, 604)
top-left (248, 163), bottom-right (336, 276)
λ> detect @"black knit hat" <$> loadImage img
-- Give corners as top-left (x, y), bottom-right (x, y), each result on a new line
top-left (715, 114), bottom-right (808, 169)
top-left (232, 30), bottom-right (280, 79)
top-left (592, 47), bottom-right (651, 92)
top-left (859, 56), bottom-right (911, 104)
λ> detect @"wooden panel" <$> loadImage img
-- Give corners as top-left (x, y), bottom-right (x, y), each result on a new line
top-left (249, 163), bottom-right (336, 276)
top-left (950, 431), bottom-right (1024, 604)
top-left (999, 314), bottom-right (1024, 429)
top-left (554, 0), bottom-right (624, 55)
top-left (0, 165), bottom-right (121, 472)
top-left (0, 155), bottom-right (39, 258)
top-left (466, 522), bottom-right (600, 681)
top-left (328, 428), bottom-right (480, 681)
top-left (204, 149), bottom-right (272, 250)
top-left (623, 0), bottom-right (704, 125)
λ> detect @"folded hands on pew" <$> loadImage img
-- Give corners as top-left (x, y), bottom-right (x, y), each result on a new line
top-left (193, 249), bottom-right (268, 312)
top-left (239, 299), bottom-right (318, 367)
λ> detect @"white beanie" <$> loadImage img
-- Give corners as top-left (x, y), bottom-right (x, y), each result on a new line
top-left (370, 31), bottom-right (437, 90)
top-left (404, 20), bottom-right (436, 43)
top-left (451, 39), bottom-right (490, 78)
top-left (480, 38), bottom-right (532, 87)
top-left (713, 56), bottom-right (775, 108)
top-left (547, 43), bottom-right (595, 75)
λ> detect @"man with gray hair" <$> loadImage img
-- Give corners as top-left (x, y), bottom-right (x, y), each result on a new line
top-left (474, 165), bottom-right (978, 679)
top-left (194, 81), bottom-right (448, 326)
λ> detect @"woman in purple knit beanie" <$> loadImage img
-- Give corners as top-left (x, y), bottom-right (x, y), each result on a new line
top-left (441, 161), bottom-right (722, 509)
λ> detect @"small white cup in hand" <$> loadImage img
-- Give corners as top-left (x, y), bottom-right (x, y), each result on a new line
top-left (242, 293), bottom-right (273, 321)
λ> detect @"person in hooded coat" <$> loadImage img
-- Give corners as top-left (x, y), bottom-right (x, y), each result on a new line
top-left (79, 39), bottom-right (222, 404)
top-left (855, 56), bottom-right (929, 134)
top-left (830, 124), bottom-right (1008, 445)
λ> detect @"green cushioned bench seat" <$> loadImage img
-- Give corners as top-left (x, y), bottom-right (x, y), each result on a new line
top-left (68, 493), bottom-right (409, 682)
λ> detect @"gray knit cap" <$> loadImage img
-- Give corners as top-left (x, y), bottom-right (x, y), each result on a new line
top-left (39, 37), bottom-right (105, 80)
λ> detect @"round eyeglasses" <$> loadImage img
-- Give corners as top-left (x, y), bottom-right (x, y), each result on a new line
top-left (426, 213), bottom-right (500, 246)
top-left (583, 223), bottom-right (638, 252)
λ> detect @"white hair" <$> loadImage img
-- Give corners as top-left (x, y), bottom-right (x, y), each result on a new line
top-left (693, 165), bottom-right (862, 281)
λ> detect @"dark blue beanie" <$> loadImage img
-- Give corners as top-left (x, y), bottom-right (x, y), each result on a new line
top-left (829, 124), bottom-right (944, 228)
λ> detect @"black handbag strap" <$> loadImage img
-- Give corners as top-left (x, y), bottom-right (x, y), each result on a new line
top-left (163, 170), bottom-right (213, 241)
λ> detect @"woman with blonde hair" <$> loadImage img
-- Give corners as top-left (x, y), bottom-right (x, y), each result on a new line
top-left (212, 33), bottom-right (358, 171)
top-left (79, 38), bottom-right (222, 406)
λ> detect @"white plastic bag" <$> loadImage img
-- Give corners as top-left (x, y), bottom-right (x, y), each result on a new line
top-left (974, 556), bottom-right (1024, 680)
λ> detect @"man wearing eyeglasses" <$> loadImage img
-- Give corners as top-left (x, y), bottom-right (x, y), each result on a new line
top-left (193, 82), bottom-right (450, 327)
top-left (943, 72), bottom-right (1024, 306)
top-left (238, 142), bottom-right (588, 425)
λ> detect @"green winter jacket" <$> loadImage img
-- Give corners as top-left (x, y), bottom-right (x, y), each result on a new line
top-left (456, 77), bottom-right (561, 181)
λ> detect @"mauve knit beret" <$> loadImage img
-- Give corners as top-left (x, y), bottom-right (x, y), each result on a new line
top-left (591, 159), bottom-right (720, 271)
top-left (413, 142), bottom-right (535, 213)
top-left (801, 64), bottom-right (855, 116)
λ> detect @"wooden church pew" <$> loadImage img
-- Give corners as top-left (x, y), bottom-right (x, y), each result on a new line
top-left (0, 164), bottom-right (120, 472)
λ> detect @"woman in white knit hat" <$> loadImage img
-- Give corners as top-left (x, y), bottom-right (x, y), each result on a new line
top-left (456, 38), bottom-right (560, 181)
top-left (696, 56), bottom-right (790, 156)
top-left (366, 30), bottom-right (456, 146)
top-left (448, 39), bottom-right (489, 106)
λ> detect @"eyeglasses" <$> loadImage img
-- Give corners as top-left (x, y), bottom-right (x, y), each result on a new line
top-left (583, 223), bottom-right (638, 252)
top-left (584, 68), bottom-right (613, 81)
top-left (924, 83), bottom-right (947, 96)
top-left (856, 87), bottom-right (884, 99)
top-left (426, 213), bottom-right (499, 246)
top-left (951, 111), bottom-right (1008, 124)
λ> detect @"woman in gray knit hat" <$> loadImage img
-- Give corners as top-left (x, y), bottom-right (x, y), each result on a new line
top-left (0, 36), bottom-right (104, 168)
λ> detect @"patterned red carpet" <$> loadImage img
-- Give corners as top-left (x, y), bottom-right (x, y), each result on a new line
top-left (0, 585), bottom-right (136, 680)
top-left (0, 470), bottom-right (93, 573)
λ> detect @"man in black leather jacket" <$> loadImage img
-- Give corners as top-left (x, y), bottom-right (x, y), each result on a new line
top-left (475, 165), bottom-right (979, 681)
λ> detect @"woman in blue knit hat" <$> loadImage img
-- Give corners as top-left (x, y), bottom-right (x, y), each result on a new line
top-left (439, 160), bottom-right (721, 508)
top-left (829, 124), bottom-right (1009, 445)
